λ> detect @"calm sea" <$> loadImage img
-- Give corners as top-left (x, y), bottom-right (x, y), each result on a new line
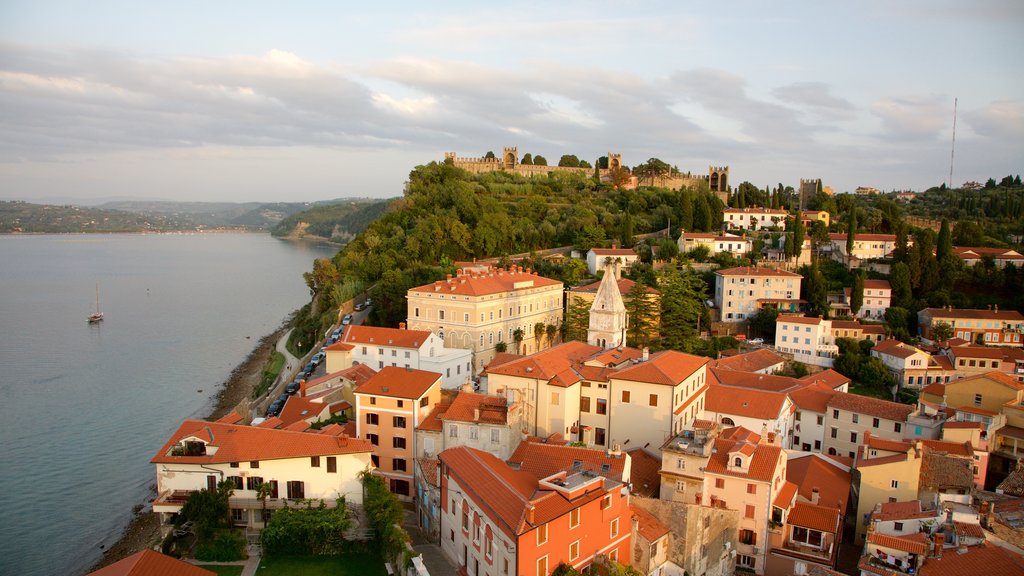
top-left (0, 233), bottom-right (336, 576)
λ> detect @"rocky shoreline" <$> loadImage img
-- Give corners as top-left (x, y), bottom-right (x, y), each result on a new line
top-left (88, 323), bottom-right (290, 573)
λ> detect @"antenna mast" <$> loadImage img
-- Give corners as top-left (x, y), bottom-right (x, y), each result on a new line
top-left (949, 97), bottom-right (958, 188)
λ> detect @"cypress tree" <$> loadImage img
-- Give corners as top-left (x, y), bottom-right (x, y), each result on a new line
top-left (846, 206), bottom-right (857, 264)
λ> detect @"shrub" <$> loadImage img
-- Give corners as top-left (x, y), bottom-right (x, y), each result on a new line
top-left (195, 529), bottom-right (246, 562)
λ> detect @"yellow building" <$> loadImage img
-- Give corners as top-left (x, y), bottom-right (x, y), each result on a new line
top-left (852, 439), bottom-right (922, 544)
top-left (406, 265), bottom-right (563, 373)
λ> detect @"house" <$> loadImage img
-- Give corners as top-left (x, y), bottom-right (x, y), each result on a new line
top-left (340, 325), bottom-right (473, 389)
top-left (941, 421), bottom-right (991, 490)
top-left (776, 316), bottom-right (838, 368)
top-left (715, 267), bottom-right (803, 321)
top-left (789, 385), bottom-right (839, 453)
top-left (678, 231), bottom-right (752, 257)
top-left (870, 339), bottom-right (940, 390)
top-left (713, 348), bottom-right (786, 375)
top-left (418, 391), bottom-right (523, 461)
top-left (823, 394), bottom-right (917, 459)
top-left (151, 417), bottom-right (373, 536)
top-left (406, 265), bottom-right (564, 372)
top-left (705, 372), bottom-right (796, 446)
top-left (762, 234), bottom-right (813, 267)
top-left (918, 447), bottom-right (975, 505)
top-left (507, 440), bottom-right (630, 484)
top-left (586, 247), bottom-right (639, 276)
top-left (798, 369), bottom-right (852, 393)
top-left (826, 233), bottom-right (897, 263)
top-left (942, 343), bottom-right (1024, 382)
top-left (918, 306), bottom-right (1024, 347)
top-left (953, 246), bottom-right (1024, 269)
top-left (414, 457), bottom-right (442, 542)
top-left (438, 446), bottom-right (633, 575)
top-left (702, 426), bottom-right (788, 575)
top-left (800, 210), bottom-right (831, 228)
top-left (88, 550), bottom-right (216, 576)
top-left (302, 363), bottom-right (377, 419)
top-left (659, 419), bottom-right (721, 504)
top-left (354, 366), bottom-right (442, 499)
top-left (846, 279), bottom-right (891, 320)
top-left (852, 439), bottom-right (923, 544)
top-left (829, 320), bottom-right (886, 344)
top-left (722, 207), bottom-right (789, 231)
top-left (628, 504), bottom-right (671, 576)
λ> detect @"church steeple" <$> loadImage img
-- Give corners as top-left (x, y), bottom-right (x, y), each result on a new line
top-left (588, 259), bottom-right (627, 349)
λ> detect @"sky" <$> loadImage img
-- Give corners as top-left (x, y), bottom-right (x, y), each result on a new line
top-left (1, 1), bottom-right (1022, 204)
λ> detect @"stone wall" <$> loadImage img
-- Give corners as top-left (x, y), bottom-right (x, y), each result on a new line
top-left (632, 496), bottom-right (739, 576)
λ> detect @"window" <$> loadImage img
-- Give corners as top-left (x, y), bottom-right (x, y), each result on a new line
top-left (368, 433), bottom-right (379, 445)
top-left (327, 456), bottom-right (336, 473)
top-left (580, 397), bottom-right (591, 412)
top-left (311, 456), bottom-right (321, 467)
top-left (610, 518), bottom-right (619, 538)
top-left (491, 429), bottom-right (500, 443)
top-left (817, 415), bottom-right (823, 425)
top-left (470, 427), bottom-right (479, 440)
top-left (747, 483), bottom-right (757, 494)
top-left (415, 307), bottom-right (420, 317)
top-left (462, 502), bottom-right (469, 531)
top-left (890, 479), bottom-right (899, 488)
top-left (601, 495), bottom-right (612, 510)
top-left (737, 554), bottom-right (756, 568)
top-left (393, 416), bottom-right (407, 428)
top-left (439, 310), bottom-right (444, 320)
top-left (449, 424), bottom-right (458, 438)
top-left (536, 523), bottom-right (548, 544)
top-left (568, 539), bottom-right (580, 561)
top-left (894, 522), bottom-right (904, 531)
top-left (621, 390), bottom-right (630, 403)
top-left (366, 413), bottom-right (378, 425)
top-left (393, 458), bottom-right (407, 472)
top-left (832, 409), bottom-right (839, 419)
top-left (715, 478), bottom-right (725, 489)
top-left (371, 455), bottom-right (379, 467)
top-left (246, 476), bottom-right (263, 490)
top-left (745, 505), bottom-right (755, 519)
top-left (570, 508), bottom-right (580, 528)
top-left (830, 427), bottom-right (837, 439)
top-left (227, 475), bottom-right (243, 490)
top-left (231, 508), bottom-right (244, 524)
top-left (734, 457), bottom-right (743, 467)
top-left (975, 394), bottom-right (983, 407)
top-left (597, 398), bottom-right (608, 415)
top-left (850, 431), bottom-right (858, 443)
top-left (250, 461), bottom-right (260, 469)
top-left (740, 529), bottom-right (757, 545)
top-left (536, 556), bottom-right (547, 576)
top-left (873, 417), bottom-right (880, 428)
top-left (230, 462), bottom-right (240, 468)
top-left (369, 396), bottom-right (376, 405)
top-left (286, 480), bottom-right (305, 499)
top-left (393, 437), bottom-right (407, 449)
top-left (551, 392), bottom-right (560, 406)
top-left (792, 526), bottom-right (823, 548)
top-left (894, 422), bottom-right (902, 433)
top-left (649, 394), bottom-right (658, 407)
top-left (420, 396), bottom-right (429, 408)
top-left (852, 414), bottom-right (859, 424)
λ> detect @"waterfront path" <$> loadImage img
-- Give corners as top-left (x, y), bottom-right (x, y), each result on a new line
top-left (276, 327), bottom-right (299, 375)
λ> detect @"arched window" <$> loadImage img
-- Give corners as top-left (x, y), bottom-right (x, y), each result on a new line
top-left (473, 511), bottom-right (481, 543)
top-left (827, 447), bottom-right (837, 456)
top-left (734, 457), bottom-right (742, 467)
top-left (721, 417), bottom-right (735, 426)
top-left (461, 501), bottom-right (469, 532)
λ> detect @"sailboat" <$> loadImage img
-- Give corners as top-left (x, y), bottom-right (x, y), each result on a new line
top-left (88, 284), bottom-right (104, 323)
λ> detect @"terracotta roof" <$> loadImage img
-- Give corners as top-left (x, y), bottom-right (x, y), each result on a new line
top-left (417, 458), bottom-right (440, 488)
top-left (943, 420), bottom-right (983, 430)
top-left (920, 452), bottom-right (974, 489)
top-left (588, 346), bottom-right (645, 367)
top-left (778, 315), bottom-right (828, 326)
top-left (572, 277), bottom-right (659, 296)
top-left (486, 341), bottom-right (603, 381)
top-left (799, 369), bottom-right (852, 390)
top-left (995, 462), bottom-right (1024, 497)
top-left (863, 280), bottom-right (892, 290)
top-left (953, 520), bottom-right (985, 539)
top-left (866, 435), bottom-right (914, 454)
top-left (335, 363), bottom-right (377, 385)
top-left (631, 504), bottom-right (670, 542)
top-left (713, 348), bottom-right (786, 373)
top-left (786, 453), bottom-right (852, 512)
top-left (872, 338), bottom-right (924, 359)
top-left (217, 412), bottom-right (243, 424)
top-left (922, 307), bottom-right (1024, 321)
top-left (829, 232), bottom-right (896, 242)
top-left (827, 392), bottom-right (914, 422)
top-left (704, 430), bottom-right (783, 482)
top-left (152, 419), bottom-right (372, 465)
top-left (788, 502), bottom-right (841, 533)
top-left (354, 366), bottom-right (440, 399)
top-left (953, 246), bottom-right (1024, 259)
top-left (867, 531), bottom-right (929, 555)
top-left (932, 355), bottom-right (955, 370)
top-left (953, 370), bottom-right (1024, 391)
top-left (789, 385), bottom-right (838, 412)
top-left (440, 391), bottom-right (509, 425)
top-left (706, 384), bottom-right (790, 419)
top-left (508, 440), bottom-right (626, 481)
top-left (418, 403), bottom-right (447, 432)
top-left (919, 439), bottom-right (973, 457)
top-left (342, 325), bottom-right (433, 349)
top-left (918, 542), bottom-right (1024, 575)
top-left (613, 350), bottom-right (709, 386)
top-left (712, 368), bottom-right (802, 392)
top-left (949, 345), bottom-right (1010, 360)
top-left (325, 341), bottom-right (355, 352)
top-left (716, 266), bottom-right (802, 277)
top-left (88, 550), bottom-right (216, 576)
top-left (590, 248), bottom-right (637, 256)
top-left (773, 480), bottom-right (799, 508)
top-left (277, 396), bottom-right (327, 426)
top-left (409, 266), bottom-right (562, 297)
top-left (626, 448), bottom-right (662, 498)
top-left (724, 207), bottom-right (788, 215)
top-left (872, 500), bottom-right (934, 522)
top-left (482, 352), bottom-right (522, 373)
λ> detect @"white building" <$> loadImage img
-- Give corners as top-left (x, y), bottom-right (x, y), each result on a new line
top-left (845, 279), bottom-right (891, 320)
top-left (827, 233), bottom-right (898, 263)
top-left (722, 207), bottom-right (789, 231)
top-left (416, 391), bottom-right (524, 460)
top-left (586, 247), bottom-right (639, 276)
top-left (714, 267), bottom-right (803, 321)
top-left (587, 261), bottom-right (627, 349)
top-left (774, 316), bottom-right (838, 368)
top-left (151, 416), bottom-right (372, 536)
top-left (678, 231), bottom-right (752, 257)
top-left (340, 325), bottom-right (472, 389)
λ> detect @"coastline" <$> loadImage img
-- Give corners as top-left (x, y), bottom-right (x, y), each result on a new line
top-left (88, 321), bottom-right (292, 573)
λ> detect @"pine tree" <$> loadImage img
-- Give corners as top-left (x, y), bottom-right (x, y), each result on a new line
top-left (846, 206), bottom-right (857, 265)
top-left (564, 295), bottom-right (591, 342)
top-left (803, 260), bottom-right (829, 317)
top-left (791, 213), bottom-right (805, 262)
top-left (694, 195), bottom-right (712, 232)
top-left (658, 267), bottom-right (707, 351)
top-left (890, 262), bottom-right (913, 309)
top-left (679, 190), bottom-right (694, 232)
top-left (851, 272), bottom-right (865, 316)
top-left (625, 279), bottom-right (657, 348)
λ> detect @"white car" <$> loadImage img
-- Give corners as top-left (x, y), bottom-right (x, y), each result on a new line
top-left (748, 338), bottom-right (765, 345)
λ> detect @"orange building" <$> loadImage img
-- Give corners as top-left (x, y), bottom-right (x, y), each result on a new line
top-left (354, 366), bottom-right (442, 499)
top-left (439, 446), bottom-right (632, 576)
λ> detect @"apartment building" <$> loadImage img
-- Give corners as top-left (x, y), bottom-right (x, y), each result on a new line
top-left (822, 394), bottom-right (916, 459)
top-left (340, 325), bottom-right (472, 389)
top-left (828, 319), bottom-right (886, 344)
top-left (869, 339), bottom-right (956, 390)
top-left (406, 265), bottom-right (564, 373)
top-left (705, 372), bottom-right (796, 445)
top-left (659, 420), bottom-right (720, 504)
top-left (416, 391), bottom-right (522, 460)
top-left (678, 231), bottom-right (752, 257)
top-left (354, 367), bottom-right (442, 499)
top-left (846, 279), bottom-right (891, 319)
top-left (775, 315), bottom-right (838, 368)
top-left (438, 446), bottom-right (633, 575)
top-left (918, 306), bottom-right (1024, 346)
top-left (722, 207), bottom-right (789, 231)
top-left (788, 385), bottom-right (837, 453)
top-left (852, 439), bottom-right (923, 544)
top-left (151, 416), bottom-right (373, 535)
top-left (942, 343), bottom-right (1024, 382)
top-left (586, 247), bottom-right (639, 276)
top-left (715, 267), bottom-right (803, 321)
top-left (827, 233), bottom-right (897, 263)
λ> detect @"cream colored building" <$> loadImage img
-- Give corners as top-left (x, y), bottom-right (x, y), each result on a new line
top-left (678, 231), bottom-right (752, 257)
top-left (406, 265), bottom-right (563, 373)
top-left (827, 233), bottom-right (897, 263)
top-left (852, 440), bottom-right (923, 544)
top-left (714, 267), bottom-right (803, 321)
top-left (340, 325), bottom-right (472, 388)
top-left (775, 315), bottom-right (838, 368)
top-left (723, 207), bottom-right (789, 231)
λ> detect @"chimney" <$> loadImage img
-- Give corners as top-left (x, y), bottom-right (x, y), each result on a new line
top-left (811, 487), bottom-right (820, 505)
top-left (642, 347), bottom-right (649, 362)
top-left (526, 504), bottom-right (536, 525)
top-left (299, 379), bottom-right (307, 395)
top-left (933, 532), bottom-right (944, 558)
top-left (399, 322), bottom-right (406, 330)
top-left (473, 408), bottom-right (480, 421)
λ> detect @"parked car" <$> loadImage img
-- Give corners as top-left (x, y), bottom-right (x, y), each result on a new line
top-left (267, 399), bottom-right (284, 417)
top-left (342, 314), bottom-right (353, 325)
top-left (748, 337), bottom-right (765, 345)
top-left (354, 302), bottom-right (365, 312)
top-left (331, 328), bottom-right (343, 338)
top-left (312, 352), bottom-right (326, 365)
top-left (285, 380), bottom-right (301, 394)
top-left (302, 362), bottom-right (316, 377)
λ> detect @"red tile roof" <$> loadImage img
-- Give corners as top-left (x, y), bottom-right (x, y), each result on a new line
top-left (863, 280), bottom-right (892, 290)
top-left (441, 392), bottom-right (509, 425)
top-left (773, 480), bottom-right (799, 508)
top-left (778, 315), bottom-right (828, 326)
top-left (919, 439), bottom-right (973, 457)
top-left (712, 368), bottom-right (802, 392)
top-left (788, 502), bottom-right (841, 533)
top-left (922, 382), bottom-right (946, 396)
top-left (918, 542), bottom-right (1024, 575)
top-left (613, 350), bottom-right (709, 386)
top-left (418, 403), bottom-right (447, 432)
top-left (786, 453), bottom-right (852, 512)
top-left (217, 412), bottom-right (243, 424)
top-left (706, 384), bottom-right (790, 419)
top-left (829, 233), bottom-right (896, 242)
top-left (789, 385), bottom-right (838, 412)
top-left (486, 341), bottom-right (603, 381)
top-left (508, 441), bottom-right (626, 481)
top-left (342, 324), bottom-right (433, 349)
top-left (867, 531), bottom-right (929, 555)
top-left (354, 366), bottom-right (440, 399)
top-left (872, 500), bottom-right (933, 522)
top-left (409, 266), bottom-right (562, 297)
top-left (631, 504), bottom-right (670, 542)
top-left (482, 352), bottom-right (522, 373)
top-left (924, 307), bottom-right (1024, 321)
top-left (590, 248), bottom-right (638, 256)
top-left (152, 419), bottom-right (372, 464)
top-left (704, 429), bottom-right (783, 482)
top-left (952, 370), bottom-right (1024, 391)
top-left (827, 392), bottom-right (914, 422)
top-left (626, 448), bottom-right (662, 498)
top-left (277, 395), bottom-right (327, 426)
top-left (952, 521), bottom-right (984, 539)
top-left (417, 458), bottom-right (440, 488)
top-left (88, 550), bottom-right (216, 576)
top-left (716, 266), bottom-right (802, 277)
top-left (572, 277), bottom-right (659, 296)
top-left (325, 341), bottom-right (355, 352)
top-left (866, 434), bottom-right (914, 454)
top-left (588, 346), bottom-right (645, 367)
top-left (943, 420), bottom-right (983, 430)
top-left (799, 369), bottom-right (852, 390)
top-left (872, 338), bottom-right (924, 359)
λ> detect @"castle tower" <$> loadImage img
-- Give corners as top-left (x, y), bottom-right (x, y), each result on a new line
top-left (608, 152), bottom-right (622, 170)
top-left (502, 147), bottom-right (518, 170)
top-left (709, 165), bottom-right (730, 204)
top-left (587, 260), bottom-right (627, 350)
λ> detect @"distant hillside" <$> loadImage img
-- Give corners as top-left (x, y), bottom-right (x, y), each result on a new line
top-left (270, 199), bottom-right (393, 242)
top-left (0, 200), bottom-right (203, 233)
top-left (98, 200), bottom-right (318, 229)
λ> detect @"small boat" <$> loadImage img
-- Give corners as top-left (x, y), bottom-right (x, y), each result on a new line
top-left (88, 284), bottom-right (104, 323)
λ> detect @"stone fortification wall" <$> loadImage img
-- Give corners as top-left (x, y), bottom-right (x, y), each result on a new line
top-left (631, 496), bottom-right (738, 576)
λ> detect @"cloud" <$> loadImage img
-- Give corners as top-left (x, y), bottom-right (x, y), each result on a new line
top-left (870, 95), bottom-right (950, 141)
top-left (772, 82), bottom-right (855, 120)
top-left (962, 99), bottom-right (1024, 140)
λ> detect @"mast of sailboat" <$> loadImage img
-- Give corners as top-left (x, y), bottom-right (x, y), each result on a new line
top-left (95, 283), bottom-right (101, 315)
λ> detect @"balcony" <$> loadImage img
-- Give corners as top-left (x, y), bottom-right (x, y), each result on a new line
top-left (153, 490), bottom-right (193, 513)
top-left (779, 539), bottom-right (832, 561)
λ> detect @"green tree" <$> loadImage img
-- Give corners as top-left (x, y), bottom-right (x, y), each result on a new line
top-left (791, 212), bottom-right (805, 261)
top-left (890, 262), bottom-right (913, 309)
top-left (658, 267), bottom-right (708, 350)
top-left (513, 327), bottom-right (525, 354)
top-left (564, 296), bottom-right (591, 343)
top-left (885, 306), bottom-right (912, 342)
top-left (656, 238), bottom-right (680, 261)
top-left (558, 154), bottom-right (581, 168)
top-left (261, 498), bottom-right (351, 556)
top-left (688, 244), bottom-right (711, 262)
top-left (534, 322), bottom-right (546, 350)
top-left (534, 155), bottom-right (548, 166)
top-left (694, 195), bottom-right (712, 232)
top-left (748, 307), bottom-right (779, 341)
top-left (851, 272), bottom-right (865, 315)
top-left (846, 206), bottom-right (857, 264)
top-left (484, 151), bottom-right (496, 159)
top-left (619, 212), bottom-right (634, 248)
top-left (495, 341), bottom-right (508, 353)
top-left (802, 260), bottom-right (829, 317)
top-left (561, 258), bottom-right (588, 286)
top-left (624, 278), bottom-right (658, 348)
top-left (932, 321), bottom-right (954, 342)
top-left (546, 323), bottom-right (559, 348)
top-left (521, 153), bottom-right (533, 165)
top-left (679, 190), bottom-right (695, 232)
